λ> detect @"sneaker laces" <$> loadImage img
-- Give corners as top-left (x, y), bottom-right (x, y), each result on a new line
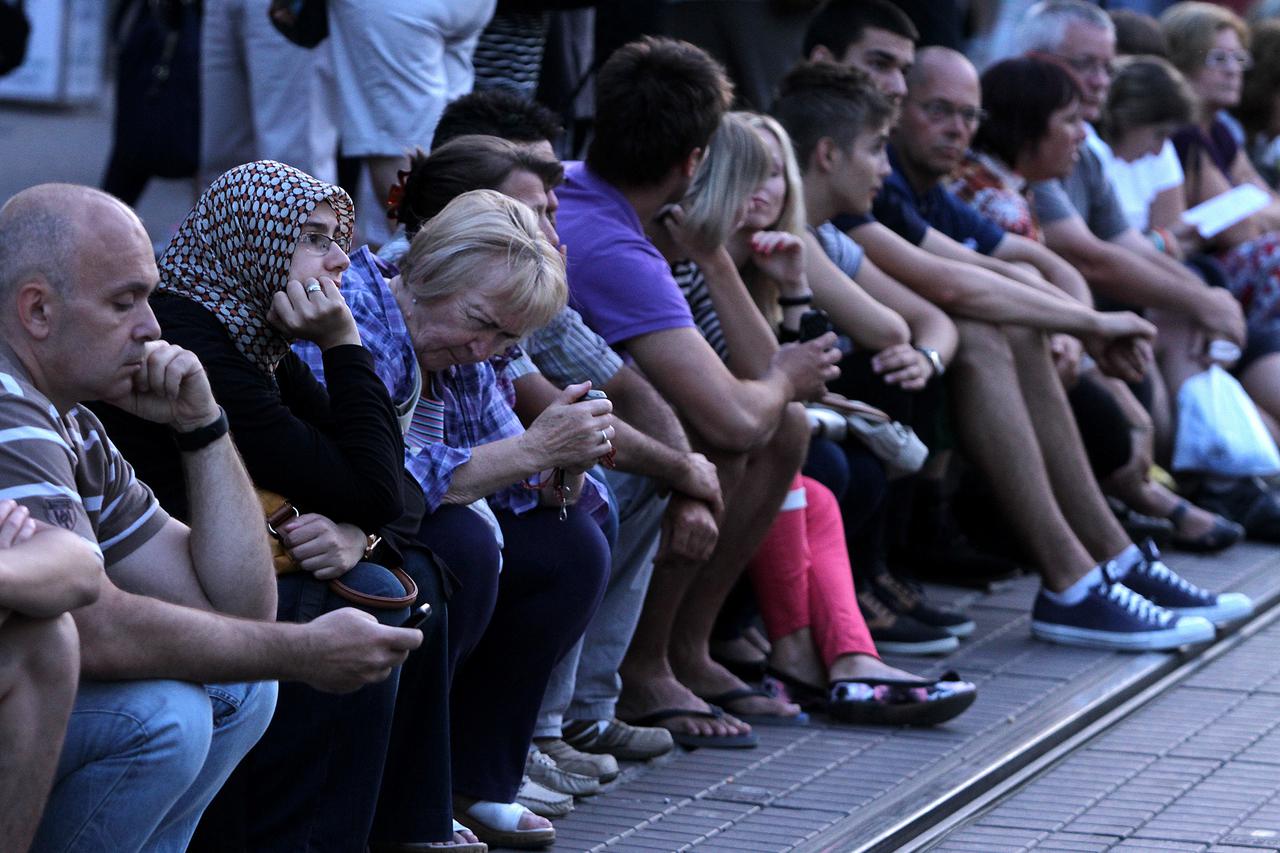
top-left (1137, 558), bottom-right (1209, 600)
top-left (527, 748), bottom-right (557, 771)
top-left (1105, 581), bottom-right (1174, 627)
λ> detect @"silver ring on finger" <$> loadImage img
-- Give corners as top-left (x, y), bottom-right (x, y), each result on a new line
top-left (601, 429), bottom-right (610, 444)
top-left (305, 282), bottom-right (323, 294)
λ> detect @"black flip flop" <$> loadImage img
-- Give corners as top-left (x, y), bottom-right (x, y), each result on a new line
top-left (628, 706), bottom-right (759, 749)
top-left (700, 687), bottom-right (810, 727)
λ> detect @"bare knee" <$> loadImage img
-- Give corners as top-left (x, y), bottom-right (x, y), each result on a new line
top-left (954, 320), bottom-right (1015, 375)
top-left (1002, 324), bottom-right (1052, 357)
top-left (1, 613), bottom-right (79, 702)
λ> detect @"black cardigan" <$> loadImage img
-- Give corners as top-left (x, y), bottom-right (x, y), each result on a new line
top-left (94, 293), bottom-right (425, 550)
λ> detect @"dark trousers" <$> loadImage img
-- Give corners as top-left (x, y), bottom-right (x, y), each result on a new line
top-left (371, 545), bottom-right (455, 845)
top-left (417, 503), bottom-right (610, 803)
top-left (190, 564), bottom-right (407, 852)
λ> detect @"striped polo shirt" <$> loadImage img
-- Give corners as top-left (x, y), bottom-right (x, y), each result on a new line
top-left (0, 346), bottom-right (169, 566)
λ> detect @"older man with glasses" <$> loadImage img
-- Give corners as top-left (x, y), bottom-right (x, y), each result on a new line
top-left (1018, 0), bottom-right (1280, 539)
top-left (886, 45), bottom-right (1096, 305)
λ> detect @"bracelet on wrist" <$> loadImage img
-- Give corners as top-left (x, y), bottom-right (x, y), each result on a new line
top-left (777, 293), bottom-right (814, 307)
top-left (172, 406), bottom-right (229, 452)
top-left (915, 346), bottom-right (945, 377)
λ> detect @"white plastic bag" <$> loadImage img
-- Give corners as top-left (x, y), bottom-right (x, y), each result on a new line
top-left (1172, 364), bottom-right (1280, 476)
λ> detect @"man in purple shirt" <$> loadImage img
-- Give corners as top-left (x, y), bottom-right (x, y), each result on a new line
top-left (556, 37), bottom-right (840, 745)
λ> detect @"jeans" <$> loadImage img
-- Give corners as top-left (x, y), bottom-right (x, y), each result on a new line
top-left (33, 678), bottom-right (277, 853)
top-left (535, 470), bottom-right (666, 736)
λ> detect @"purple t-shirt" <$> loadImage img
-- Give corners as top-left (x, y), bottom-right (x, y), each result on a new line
top-left (555, 162), bottom-right (695, 350)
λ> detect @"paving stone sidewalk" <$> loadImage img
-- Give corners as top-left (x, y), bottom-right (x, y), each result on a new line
top-left (933, 564), bottom-right (1280, 853)
top-left (513, 544), bottom-right (1280, 853)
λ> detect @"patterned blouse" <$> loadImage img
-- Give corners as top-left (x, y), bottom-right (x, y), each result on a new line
top-left (949, 151), bottom-right (1042, 242)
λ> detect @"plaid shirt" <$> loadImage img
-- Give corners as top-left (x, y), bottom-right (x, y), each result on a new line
top-left (521, 305), bottom-right (624, 388)
top-left (296, 246), bottom-right (608, 519)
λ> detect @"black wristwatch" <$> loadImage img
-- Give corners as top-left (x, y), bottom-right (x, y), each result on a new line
top-left (172, 407), bottom-right (229, 452)
top-left (916, 346), bottom-right (945, 377)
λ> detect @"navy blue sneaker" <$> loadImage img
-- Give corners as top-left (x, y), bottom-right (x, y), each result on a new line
top-left (1122, 540), bottom-right (1254, 626)
top-left (1031, 567), bottom-right (1215, 651)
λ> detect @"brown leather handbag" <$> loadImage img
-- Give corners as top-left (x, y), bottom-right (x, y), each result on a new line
top-left (259, 489), bottom-right (417, 610)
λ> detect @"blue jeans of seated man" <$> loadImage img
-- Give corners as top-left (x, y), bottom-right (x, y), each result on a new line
top-left (188, 563), bottom-right (406, 852)
top-left (32, 678), bottom-right (277, 853)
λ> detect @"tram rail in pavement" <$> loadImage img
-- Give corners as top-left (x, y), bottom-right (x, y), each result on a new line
top-left (526, 544), bottom-right (1280, 853)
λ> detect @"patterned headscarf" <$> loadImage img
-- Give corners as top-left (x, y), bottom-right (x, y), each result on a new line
top-left (157, 160), bottom-right (355, 374)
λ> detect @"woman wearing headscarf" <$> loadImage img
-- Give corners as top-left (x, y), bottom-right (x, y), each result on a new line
top-left (93, 160), bottom-right (466, 852)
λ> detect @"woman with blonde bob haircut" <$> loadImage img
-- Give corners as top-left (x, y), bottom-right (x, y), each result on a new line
top-left (392, 189), bottom-right (612, 848)
top-left (398, 187), bottom-right (567, 340)
top-left (1164, 2), bottom-right (1280, 382)
top-left (296, 188), bottom-right (617, 849)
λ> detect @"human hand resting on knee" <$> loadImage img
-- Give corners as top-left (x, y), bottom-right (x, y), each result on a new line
top-left (658, 495), bottom-right (720, 563)
top-left (1083, 311), bottom-right (1156, 384)
top-left (872, 342), bottom-right (934, 391)
top-left (1050, 334), bottom-right (1084, 388)
top-left (276, 513), bottom-right (367, 580)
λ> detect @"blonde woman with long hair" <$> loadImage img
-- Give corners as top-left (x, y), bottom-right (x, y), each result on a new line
top-left (653, 113), bottom-right (976, 725)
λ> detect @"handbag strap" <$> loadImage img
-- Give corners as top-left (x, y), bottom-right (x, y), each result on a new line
top-left (261, 491), bottom-right (418, 609)
top-left (330, 566), bottom-right (418, 610)
top-left (264, 498), bottom-right (299, 536)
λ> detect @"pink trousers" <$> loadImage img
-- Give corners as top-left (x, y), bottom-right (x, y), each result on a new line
top-left (747, 475), bottom-right (877, 667)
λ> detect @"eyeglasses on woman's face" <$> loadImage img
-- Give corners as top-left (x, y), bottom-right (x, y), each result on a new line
top-left (296, 231), bottom-right (339, 255)
top-left (1204, 48), bottom-right (1253, 71)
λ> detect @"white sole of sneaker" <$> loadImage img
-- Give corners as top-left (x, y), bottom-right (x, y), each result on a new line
top-left (527, 769), bottom-right (600, 797)
top-left (1030, 616), bottom-right (1216, 651)
top-left (874, 635), bottom-right (961, 655)
top-left (940, 619), bottom-right (976, 638)
top-left (1169, 592), bottom-right (1254, 626)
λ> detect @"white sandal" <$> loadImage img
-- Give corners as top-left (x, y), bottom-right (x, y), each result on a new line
top-left (453, 795), bottom-right (555, 849)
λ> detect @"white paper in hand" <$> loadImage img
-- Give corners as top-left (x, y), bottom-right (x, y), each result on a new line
top-left (1181, 184), bottom-right (1271, 238)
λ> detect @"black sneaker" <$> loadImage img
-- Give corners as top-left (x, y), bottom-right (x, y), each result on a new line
top-left (873, 572), bottom-right (976, 638)
top-left (857, 588), bottom-right (959, 656)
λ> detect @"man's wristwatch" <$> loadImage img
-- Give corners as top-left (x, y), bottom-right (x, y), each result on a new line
top-left (916, 346), bottom-right (945, 377)
top-left (172, 407), bottom-right (229, 452)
